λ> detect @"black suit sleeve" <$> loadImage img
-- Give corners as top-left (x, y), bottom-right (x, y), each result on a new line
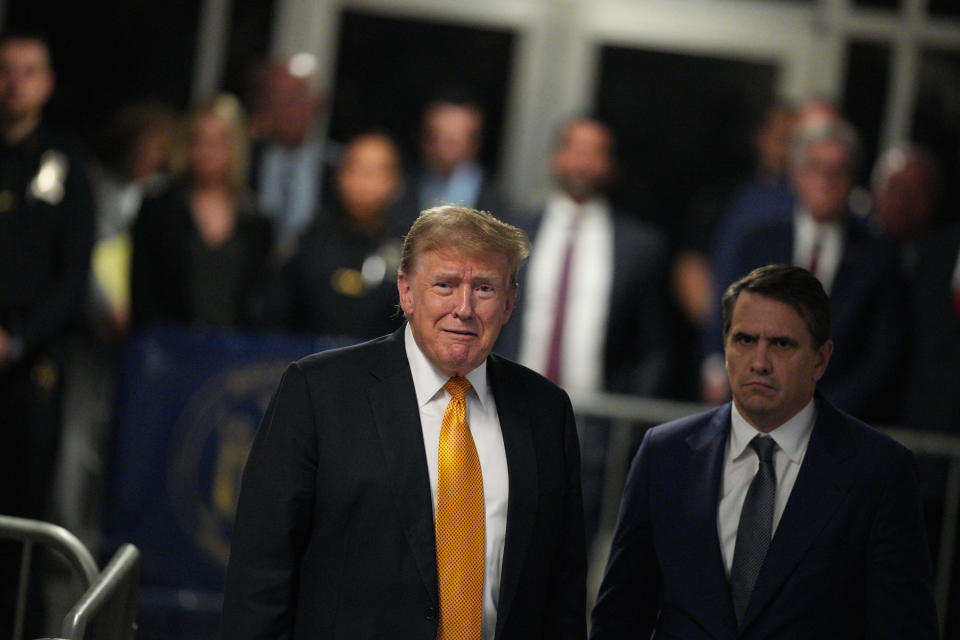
top-left (223, 362), bottom-right (319, 639)
top-left (545, 393), bottom-right (588, 640)
top-left (864, 448), bottom-right (939, 638)
top-left (589, 428), bottom-right (661, 639)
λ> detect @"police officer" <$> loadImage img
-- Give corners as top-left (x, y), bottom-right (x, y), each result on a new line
top-left (0, 29), bottom-right (94, 631)
top-left (283, 131), bottom-right (408, 339)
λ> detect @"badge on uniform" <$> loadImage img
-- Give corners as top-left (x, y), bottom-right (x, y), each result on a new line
top-left (29, 149), bottom-right (69, 205)
top-left (331, 240), bottom-right (402, 297)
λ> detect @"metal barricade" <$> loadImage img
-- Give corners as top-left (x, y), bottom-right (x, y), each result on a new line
top-left (59, 543), bottom-right (140, 640)
top-left (0, 515), bottom-right (140, 640)
top-left (569, 391), bottom-right (960, 635)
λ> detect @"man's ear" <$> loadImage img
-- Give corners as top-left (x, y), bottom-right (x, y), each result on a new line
top-left (397, 272), bottom-right (413, 316)
top-left (39, 69), bottom-right (55, 105)
top-left (501, 288), bottom-right (516, 325)
top-left (813, 339), bottom-right (834, 381)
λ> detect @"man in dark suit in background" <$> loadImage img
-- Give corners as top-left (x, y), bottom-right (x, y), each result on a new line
top-left (223, 205), bottom-right (586, 639)
top-left (415, 90), bottom-right (508, 213)
top-left (591, 264), bottom-right (938, 639)
top-left (701, 118), bottom-right (903, 423)
top-left (390, 89), bottom-right (513, 237)
top-left (496, 115), bottom-right (669, 547)
top-left (498, 115), bottom-right (669, 396)
top-left (245, 54), bottom-right (338, 261)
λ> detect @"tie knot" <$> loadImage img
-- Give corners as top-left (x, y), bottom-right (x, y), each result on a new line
top-left (444, 376), bottom-right (472, 401)
top-left (749, 436), bottom-right (777, 463)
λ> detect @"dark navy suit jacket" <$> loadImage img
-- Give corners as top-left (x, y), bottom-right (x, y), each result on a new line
top-left (590, 396), bottom-right (938, 639)
top-left (223, 328), bottom-right (586, 639)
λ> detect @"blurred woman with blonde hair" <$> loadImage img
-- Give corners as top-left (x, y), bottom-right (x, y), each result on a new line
top-left (131, 93), bottom-right (274, 329)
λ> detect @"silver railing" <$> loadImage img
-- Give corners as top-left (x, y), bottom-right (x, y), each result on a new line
top-left (59, 543), bottom-right (141, 640)
top-left (0, 515), bottom-right (140, 640)
top-left (569, 392), bottom-right (960, 634)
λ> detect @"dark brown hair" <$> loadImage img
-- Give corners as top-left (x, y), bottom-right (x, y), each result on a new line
top-left (722, 264), bottom-right (831, 348)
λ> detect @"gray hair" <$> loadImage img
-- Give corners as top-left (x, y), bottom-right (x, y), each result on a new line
top-left (789, 118), bottom-right (860, 177)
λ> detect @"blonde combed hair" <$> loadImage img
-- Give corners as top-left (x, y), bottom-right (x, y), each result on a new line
top-left (399, 205), bottom-right (531, 289)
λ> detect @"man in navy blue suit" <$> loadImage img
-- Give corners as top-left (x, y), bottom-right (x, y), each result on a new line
top-left (591, 264), bottom-right (937, 639)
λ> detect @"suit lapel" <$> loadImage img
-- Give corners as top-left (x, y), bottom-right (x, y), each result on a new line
top-left (366, 329), bottom-right (439, 601)
top-left (740, 397), bottom-right (856, 630)
top-left (487, 355), bottom-right (537, 639)
top-left (685, 405), bottom-right (739, 633)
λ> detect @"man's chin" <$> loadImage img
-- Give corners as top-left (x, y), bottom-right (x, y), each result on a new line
top-left (434, 346), bottom-right (478, 375)
top-left (558, 179), bottom-right (601, 202)
top-left (737, 394), bottom-right (777, 416)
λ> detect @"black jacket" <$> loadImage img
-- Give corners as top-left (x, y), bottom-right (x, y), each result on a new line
top-left (0, 124), bottom-right (94, 363)
top-left (223, 328), bottom-right (587, 639)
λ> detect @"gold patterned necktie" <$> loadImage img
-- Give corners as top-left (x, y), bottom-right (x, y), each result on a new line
top-left (435, 376), bottom-right (484, 640)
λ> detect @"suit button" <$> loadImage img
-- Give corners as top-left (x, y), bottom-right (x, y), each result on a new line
top-left (425, 606), bottom-right (437, 621)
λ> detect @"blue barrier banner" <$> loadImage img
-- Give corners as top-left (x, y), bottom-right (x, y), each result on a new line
top-left (103, 326), bottom-right (351, 633)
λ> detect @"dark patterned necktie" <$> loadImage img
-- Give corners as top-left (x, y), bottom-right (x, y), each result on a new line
top-left (729, 435), bottom-right (777, 626)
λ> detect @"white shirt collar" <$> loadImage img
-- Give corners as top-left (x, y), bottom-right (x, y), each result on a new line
top-left (794, 206), bottom-right (844, 242)
top-left (404, 323), bottom-right (490, 408)
top-left (547, 190), bottom-right (609, 222)
top-left (729, 398), bottom-right (817, 465)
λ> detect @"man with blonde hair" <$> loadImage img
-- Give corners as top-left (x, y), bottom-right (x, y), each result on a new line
top-left (225, 205), bottom-right (587, 639)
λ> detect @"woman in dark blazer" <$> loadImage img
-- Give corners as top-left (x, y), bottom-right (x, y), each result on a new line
top-left (131, 93), bottom-right (274, 329)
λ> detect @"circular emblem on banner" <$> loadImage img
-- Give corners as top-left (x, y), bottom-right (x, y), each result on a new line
top-left (167, 359), bottom-right (289, 567)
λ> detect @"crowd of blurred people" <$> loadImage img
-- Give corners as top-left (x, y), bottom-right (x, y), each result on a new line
top-left (2, 25), bottom-right (960, 632)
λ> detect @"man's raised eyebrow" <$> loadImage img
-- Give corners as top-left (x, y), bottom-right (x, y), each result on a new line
top-left (472, 272), bottom-right (503, 284)
top-left (767, 334), bottom-right (799, 346)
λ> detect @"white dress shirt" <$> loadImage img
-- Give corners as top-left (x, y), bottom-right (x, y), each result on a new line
top-left (717, 399), bottom-right (816, 574)
top-left (404, 325), bottom-right (509, 640)
top-left (519, 192), bottom-right (614, 391)
top-left (793, 208), bottom-right (845, 294)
